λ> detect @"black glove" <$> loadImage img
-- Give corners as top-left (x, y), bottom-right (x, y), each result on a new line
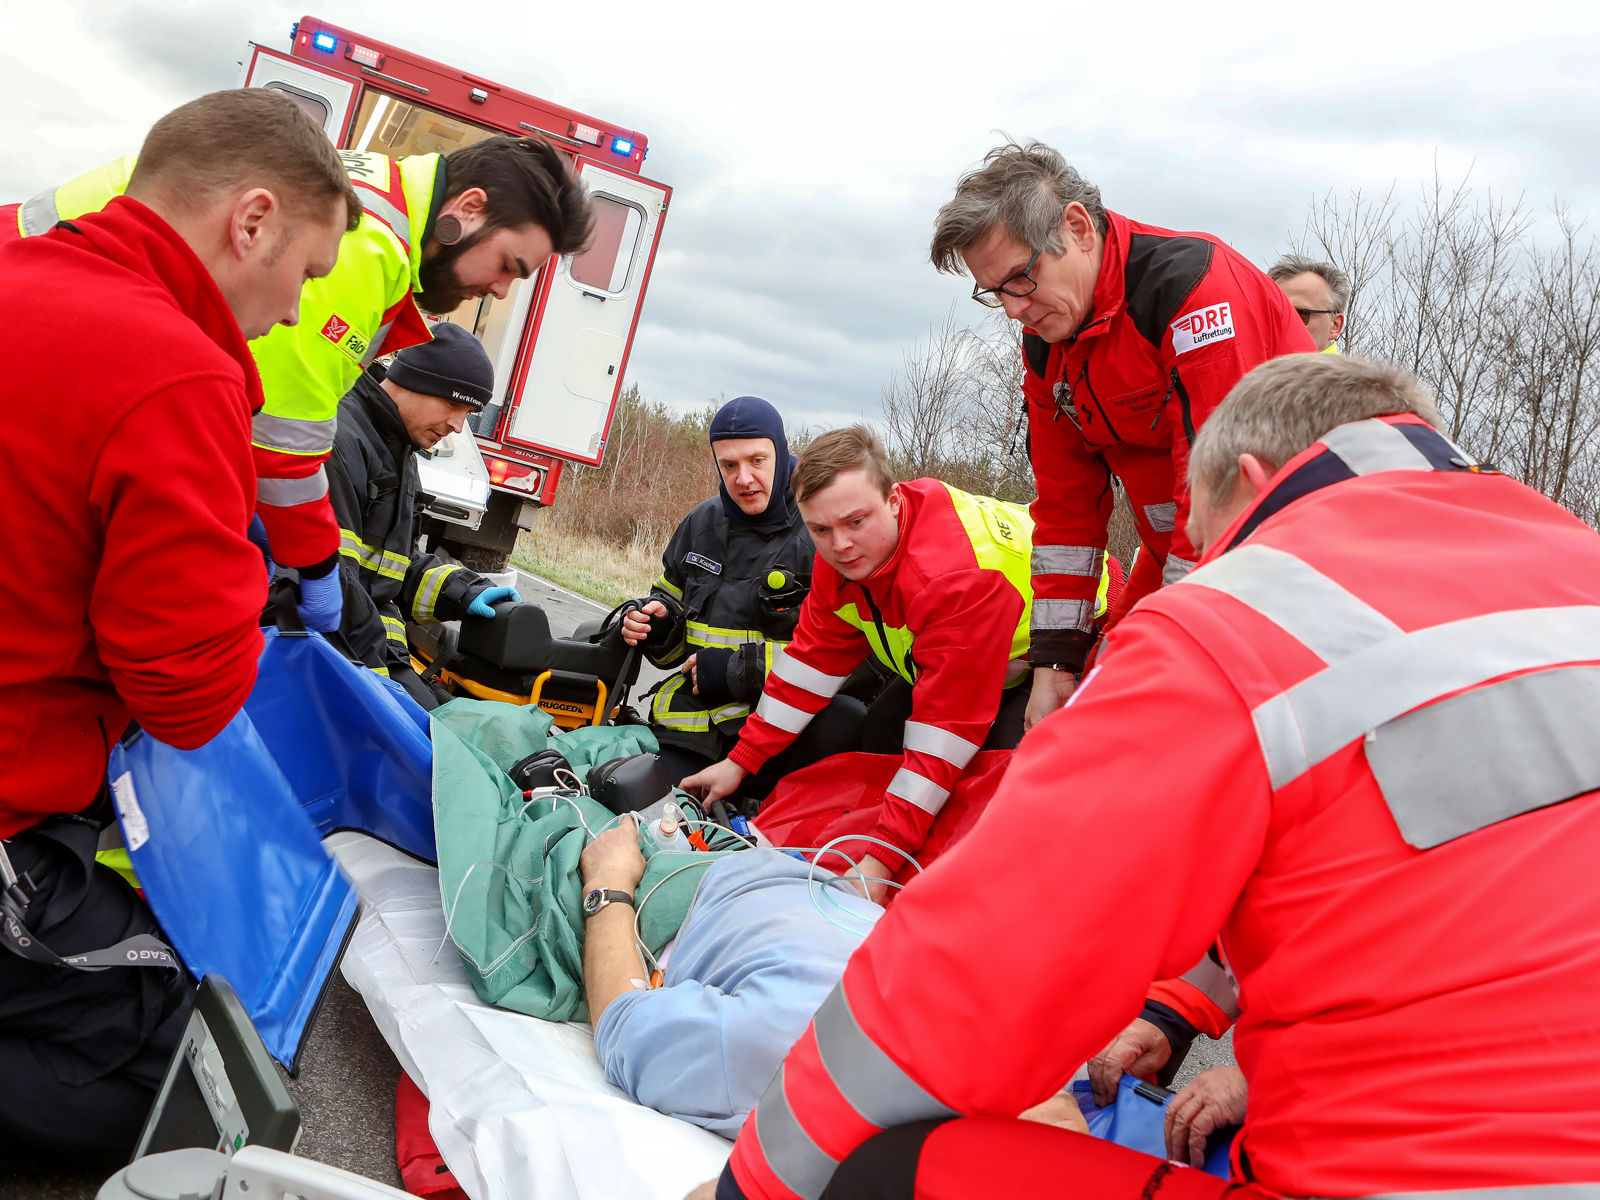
top-left (691, 646), bottom-right (736, 707)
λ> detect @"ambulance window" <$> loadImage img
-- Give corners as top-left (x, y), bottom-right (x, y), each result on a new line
top-left (264, 84), bottom-right (331, 130)
top-left (569, 195), bottom-right (643, 294)
top-left (347, 93), bottom-right (496, 158)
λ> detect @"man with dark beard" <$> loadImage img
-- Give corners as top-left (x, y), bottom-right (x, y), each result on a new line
top-left (2, 128), bottom-right (591, 633)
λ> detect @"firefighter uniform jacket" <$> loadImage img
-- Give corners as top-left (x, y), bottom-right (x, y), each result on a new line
top-left (644, 495), bottom-right (814, 760)
top-left (719, 416), bottom-right (1600, 1200)
top-left (3, 151), bottom-right (439, 572)
top-left (1024, 209), bottom-right (1314, 673)
top-left (327, 367), bottom-right (492, 676)
top-left (728, 480), bottom-right (1034, 867)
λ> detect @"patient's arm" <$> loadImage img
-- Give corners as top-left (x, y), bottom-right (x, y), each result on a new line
top-left (580, 821), bottom-right (649, 1024)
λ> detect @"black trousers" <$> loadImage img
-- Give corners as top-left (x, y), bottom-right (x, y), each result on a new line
top-left (656, 693), bottom-right (869, 804)
top-left (861, 677), bottom-right (1029, 756)
top-left (0, 816), bottom-right (195, 1161)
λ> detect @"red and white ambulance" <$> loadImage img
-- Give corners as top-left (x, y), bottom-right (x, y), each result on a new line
top-left (244, 15), bottom-right (671, 568)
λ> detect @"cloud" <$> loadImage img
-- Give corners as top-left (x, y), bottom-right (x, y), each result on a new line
top-left (8, 0), bottom-right (1599, 450)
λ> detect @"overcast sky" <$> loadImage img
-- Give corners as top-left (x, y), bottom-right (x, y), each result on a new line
top-left (4, 0), bottom-right (1597, 429)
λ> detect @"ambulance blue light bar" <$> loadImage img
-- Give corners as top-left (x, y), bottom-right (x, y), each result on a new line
top-left (312, 31), bottom-right (338, 53)
top-left (611, 137), bottom-right (633, 156)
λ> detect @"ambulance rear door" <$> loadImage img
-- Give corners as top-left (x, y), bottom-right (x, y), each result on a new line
top-left (501, 161), bottom-right (670, 466)
top-left (239, 44), bottom-right (361, 144)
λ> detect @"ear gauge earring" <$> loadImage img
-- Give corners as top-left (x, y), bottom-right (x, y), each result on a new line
top-left (435, 214), bottom-right (462, 246)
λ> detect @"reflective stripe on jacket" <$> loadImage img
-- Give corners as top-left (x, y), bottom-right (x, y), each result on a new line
top-left (644, 495), bottom-right (814, 759)
top-left (8, 150), bottom-right (439, 568)
top-left (1022, 210), bottom-right (1316, 671)
top-left (719, 415), bottom-right (1600, 1200)
top-left (728, 480), bottom-right (1033, 865)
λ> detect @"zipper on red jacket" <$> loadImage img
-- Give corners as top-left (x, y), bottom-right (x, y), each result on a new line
top-left (855, 582), bottom-right (914, 681)
top-left (1066, 361), bottom-right (1122, 443)
top-left (1148, 366), bottom-right (1197, 444)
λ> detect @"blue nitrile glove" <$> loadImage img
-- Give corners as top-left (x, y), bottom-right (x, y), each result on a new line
top-left (468, 586), bottom-right (523, 618)
top-left (296, 567), bottom-right (343, 633)
top-left (246, 514), bottom-right (275, 577)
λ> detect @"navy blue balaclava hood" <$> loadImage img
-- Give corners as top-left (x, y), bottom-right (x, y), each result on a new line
top-left (710, 395), bottom-right (795, 527)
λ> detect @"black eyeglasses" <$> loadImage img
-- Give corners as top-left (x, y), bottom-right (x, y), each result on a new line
top-left (971, 250), bottom-right (1042, 308)
top-left (1295, 307), bottom-right (1337, 325)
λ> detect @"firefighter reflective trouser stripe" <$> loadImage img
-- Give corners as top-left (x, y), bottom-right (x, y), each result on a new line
top-left (412, 565), bottom-right (461, 623)
top-left (340, 530), bottom-right (410, 581)
top-left (1179, 418), bottom-right (1599, 844)
top-left (745, 982), bottom-right (956, 1199)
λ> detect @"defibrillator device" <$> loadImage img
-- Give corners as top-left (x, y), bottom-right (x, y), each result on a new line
top-left (132, 974), bottom-right (299, 1162)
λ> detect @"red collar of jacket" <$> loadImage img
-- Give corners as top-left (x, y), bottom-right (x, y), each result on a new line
top-left (60, 195), bottom-right (266, 414)
top-left (859, 479), bottom-right (922, 589)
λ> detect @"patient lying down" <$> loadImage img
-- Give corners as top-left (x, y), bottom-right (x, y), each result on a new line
top-left (578, 822), bottom-right (1091, 1141)
top-left (579, 821), bottom-right (882, 1137)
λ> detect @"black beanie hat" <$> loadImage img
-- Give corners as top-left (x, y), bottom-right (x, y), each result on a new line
top-left (385, 323), bottom-right (494, 411)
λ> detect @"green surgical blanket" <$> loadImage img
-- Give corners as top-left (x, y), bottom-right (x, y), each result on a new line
top-left (430, 698), bottom-right (731, 1022)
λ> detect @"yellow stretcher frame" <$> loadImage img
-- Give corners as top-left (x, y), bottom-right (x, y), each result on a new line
top-left (409, 656), bottom-right (613, 730)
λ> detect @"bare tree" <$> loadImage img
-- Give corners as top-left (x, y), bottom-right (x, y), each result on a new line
top-left (881, 305), bottom-right (975, 480)
top-left (1292, 173), bottom-right (1600, 526)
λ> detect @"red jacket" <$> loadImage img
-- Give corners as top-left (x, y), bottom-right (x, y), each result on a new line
top-left (730, 480), bottom-right (1031, 868)
top-left (1025, 210), bottom-right (1313, 670)
top-left (721, 416), bottom-right (1600, 1199)
top-left (0, 197), bottom-right (265, 836)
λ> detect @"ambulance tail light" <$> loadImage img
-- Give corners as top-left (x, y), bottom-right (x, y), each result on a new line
top-left (485, 456), bottom-right (542, 493)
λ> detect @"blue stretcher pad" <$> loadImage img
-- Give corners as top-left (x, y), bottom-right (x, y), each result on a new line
top-left (106, 629), bottom-right (434, 1068)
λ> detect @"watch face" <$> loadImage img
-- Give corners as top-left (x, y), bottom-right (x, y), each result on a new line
top-left (583, 888), bottom-right (604, 916)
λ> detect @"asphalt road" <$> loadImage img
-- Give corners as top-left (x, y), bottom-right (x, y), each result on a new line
top-left (1, 571), bottom-right (1231, 1197)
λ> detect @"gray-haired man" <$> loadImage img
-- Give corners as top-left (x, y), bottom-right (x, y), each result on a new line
top-left (1267, 254), bottom-right (1351, 353)
top-left (929, 141), bottom-right (1314, 729)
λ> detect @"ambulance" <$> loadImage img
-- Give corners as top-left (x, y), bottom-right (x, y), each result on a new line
top-left (244, 15), bottom-right (671, 568)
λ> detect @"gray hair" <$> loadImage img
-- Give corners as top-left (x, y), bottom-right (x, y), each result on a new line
top-left (1267, 254), bottom-right (1352, 313)
top-left (930, 141), bottom-right (1109, 274)
top-left (1189, 354), bottom-right (1443, 502)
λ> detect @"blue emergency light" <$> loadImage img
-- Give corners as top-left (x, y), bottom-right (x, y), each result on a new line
top-left (312, 31), bottom-right (338, 53)
top-left (611, 137), bottom-right (633, 157)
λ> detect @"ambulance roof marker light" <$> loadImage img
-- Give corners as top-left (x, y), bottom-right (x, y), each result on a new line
top-left (312, 31), bottom-right (338, 54)
top-left (611, 137), bottom-right (633, 157)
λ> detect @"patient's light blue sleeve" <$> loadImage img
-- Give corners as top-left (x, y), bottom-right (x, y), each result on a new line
top-left (591, 850), bottom-right (879, 1139)
top-left (595, 982), bottom-right (739, 1136)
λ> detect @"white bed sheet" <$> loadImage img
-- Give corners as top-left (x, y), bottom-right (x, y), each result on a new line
top-left (327, 833), bottom-right (733, 1200)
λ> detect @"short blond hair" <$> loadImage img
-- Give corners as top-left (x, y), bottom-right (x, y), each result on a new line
top-left (793, 424), bottom-right (895, 503)
top-left (1189, 354), bottom-right (1444, 501)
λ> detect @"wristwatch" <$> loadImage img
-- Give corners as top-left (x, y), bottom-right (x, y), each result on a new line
top-left (582, 887), bottom-right (634, 918)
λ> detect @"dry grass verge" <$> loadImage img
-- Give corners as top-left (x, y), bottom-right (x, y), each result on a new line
top-left (511, 521), bottom-right (662, 610)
